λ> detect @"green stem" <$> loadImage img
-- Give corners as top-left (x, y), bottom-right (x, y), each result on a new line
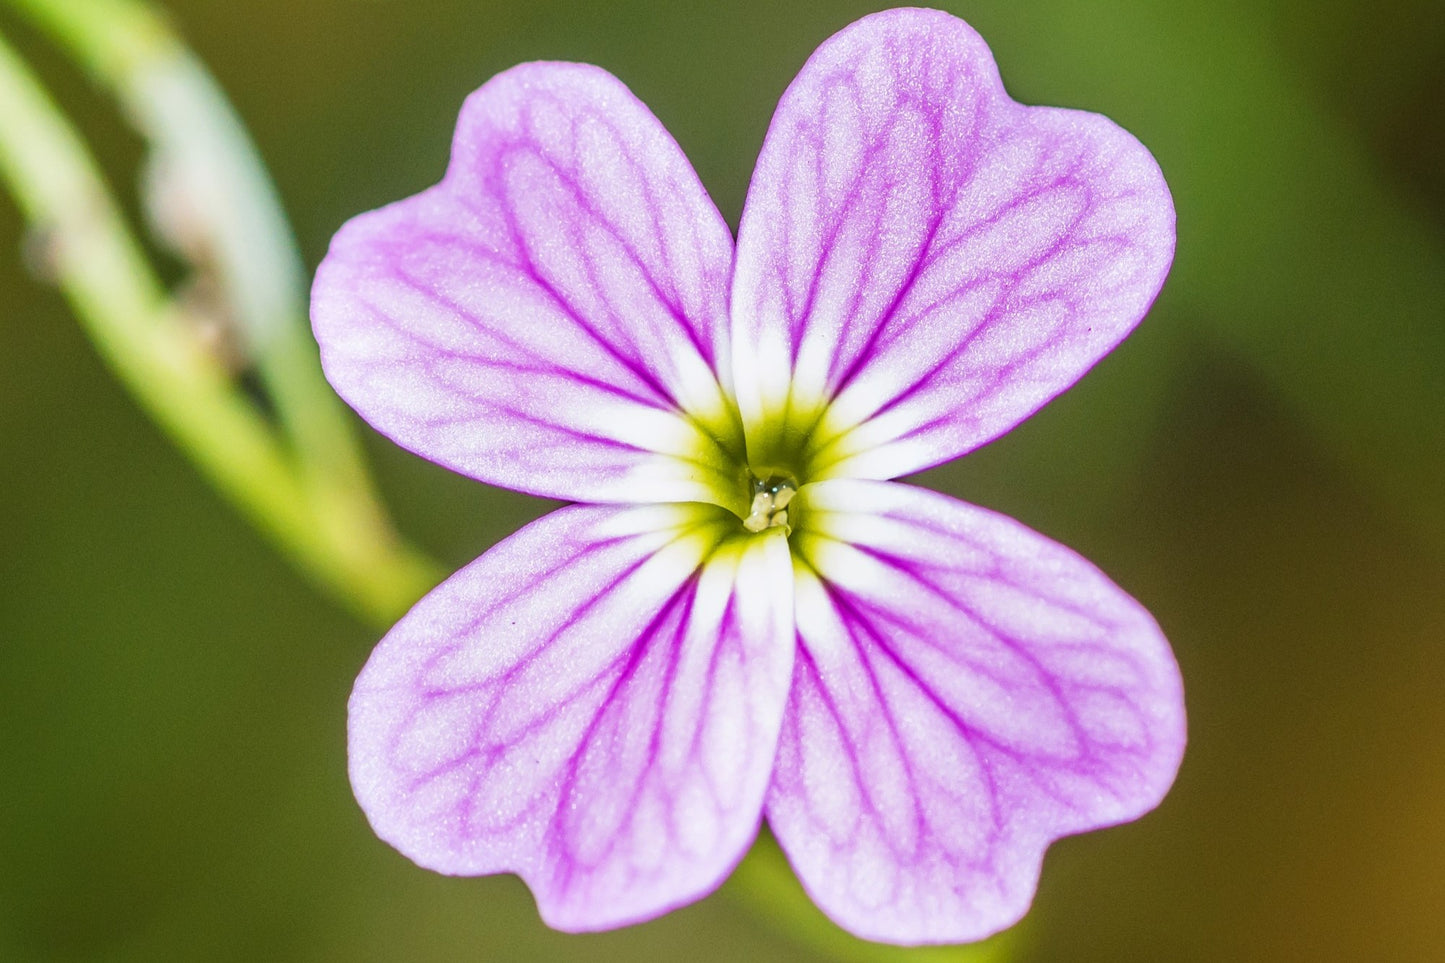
top-left (4, 0), bottom-right (438, 600)
top-left (0, 26), bottom-right (439, 624)
top-left (7, 0), bottom-right (356, 477)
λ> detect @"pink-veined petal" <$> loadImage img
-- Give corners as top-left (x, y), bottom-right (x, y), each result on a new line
top-left (349, 503), bottom-right (794, 930)
top-left (769, 479), bottom-right (1185, 944)
top-left (313, 63), bottom-right (743, 505)
top-left (732, 9), bottom-right (1175, 480)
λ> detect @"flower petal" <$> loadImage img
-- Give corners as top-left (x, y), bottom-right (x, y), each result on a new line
top-left (769, 479), bottom-right (1185, 943)
top-left (732, 9), bottom-right (1175, 480)
top-left (349, 503), bottom-right (795, 930)
top-left (313, 63), bottom-right (742, 505)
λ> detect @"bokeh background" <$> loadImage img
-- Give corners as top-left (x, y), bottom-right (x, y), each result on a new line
top-left (3, 0), bottom-right (1443, 960)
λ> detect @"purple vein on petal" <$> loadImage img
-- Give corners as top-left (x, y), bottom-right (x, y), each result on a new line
top-left (487, 161), bottom-right (680, 410)
top-left (389, 238), bottom-right (676, 412)
top-left (492, 131), bottom-right (718, 380)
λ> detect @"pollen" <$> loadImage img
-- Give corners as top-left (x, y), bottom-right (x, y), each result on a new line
top-left (742, 474), bottom-right (796, 534)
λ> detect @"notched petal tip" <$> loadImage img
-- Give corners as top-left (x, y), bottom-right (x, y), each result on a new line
top-left (310, 58), bottom-right (741, 505)
top-left (767, 479), bottom-right (1184, 944)
top-left (732, 7), bottom-right (1177, 484)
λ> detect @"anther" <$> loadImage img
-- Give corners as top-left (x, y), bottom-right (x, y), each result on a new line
top-left (742, 474), bottom-right (797, 534)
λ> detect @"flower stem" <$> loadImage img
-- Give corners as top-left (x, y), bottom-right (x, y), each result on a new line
top-left (0, 24), bottom-right (440, 624)
top-left (5, 0), bottom-right (443, 599)
top-left (7, 0), bottom-right (352, 478)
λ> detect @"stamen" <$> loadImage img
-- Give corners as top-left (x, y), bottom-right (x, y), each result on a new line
top-left (742, 474), bottom-right (797, 534)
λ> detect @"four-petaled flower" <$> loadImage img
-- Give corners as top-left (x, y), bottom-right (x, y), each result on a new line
top-left (313, 8), bottom-right (1185, 945)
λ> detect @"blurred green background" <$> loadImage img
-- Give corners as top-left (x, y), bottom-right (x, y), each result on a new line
top-left (2, 0), bottom-right (1443, 960)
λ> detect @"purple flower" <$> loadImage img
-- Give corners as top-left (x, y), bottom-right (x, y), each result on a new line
top-left (313, 8), bottom-right (1184, 945)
